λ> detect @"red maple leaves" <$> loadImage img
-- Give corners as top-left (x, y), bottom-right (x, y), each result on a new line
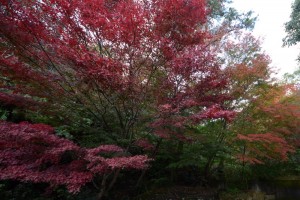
top-left (0, 121), bottom-right (150, 193)
top-left (0, 0), bottom-right (234, 141)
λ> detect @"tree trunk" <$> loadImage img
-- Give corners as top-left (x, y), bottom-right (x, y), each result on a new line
top-left (97, 174), bottom-right (109, 200)
top-left (135, 139), bottom-right (162, 188)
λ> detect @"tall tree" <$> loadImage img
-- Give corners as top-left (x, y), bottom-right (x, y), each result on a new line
top-left (0, 0), bottom-right (239, 197)
top-left (0, 0), bottom-right (234, 142)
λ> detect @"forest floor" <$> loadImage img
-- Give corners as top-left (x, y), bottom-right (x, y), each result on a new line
top-left (135, 186), bottom-right (219, 200)
top-left (132, 185), bottom-right (277, 200)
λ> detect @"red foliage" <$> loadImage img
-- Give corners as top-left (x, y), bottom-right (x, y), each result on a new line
top-left (154, 0), bottom-right (208, 46)
top-left (135, 138), bottom-right (155, 151)
top-left (0, 0), bottom-right (234, 141)
top-left (0, 121), bottom-right (150, 193)
top-left (192, 104), bottom-right (236, 123)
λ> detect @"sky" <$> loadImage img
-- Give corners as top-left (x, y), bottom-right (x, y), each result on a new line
top-left (231, 0), bottom-right (300, 77)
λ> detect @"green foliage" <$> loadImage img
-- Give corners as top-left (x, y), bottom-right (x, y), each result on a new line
top-left (208, 0), bottom-right (256, 30)
top-left (284, 0), bottom-right (300, 46)
top-left (164, 120), bottom-right (233, 186)
top-left (55, 126), bottom-right (74, 140)
top-left (283, 67), bottom-right (300, 86)
top-left (0, 108), bottom-right (7, 120)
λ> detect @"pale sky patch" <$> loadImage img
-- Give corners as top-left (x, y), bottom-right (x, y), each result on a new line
top-left (231, 0), bottom-right (300, 77)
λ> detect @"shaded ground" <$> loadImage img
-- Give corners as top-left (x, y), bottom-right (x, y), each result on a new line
top-left (135, 186), bottom-right (219, 200)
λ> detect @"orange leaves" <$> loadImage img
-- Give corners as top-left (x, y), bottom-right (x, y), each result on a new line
top-left (233, 86), bottom-right (300, 164)
top-left (236, 132), bottom-right (295, 164)
top-left (218, 32), bottom-right (300, 165)
top-left (237, 133), bottom-right (287, 144)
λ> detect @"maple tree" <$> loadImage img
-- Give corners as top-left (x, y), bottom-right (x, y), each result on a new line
top-left (0, 0), bottom-right (234, 139)
top-left (0, 0), bottom-right (238, 198)
top-left (214, 31), bottom-right (300, 178)
top-left (218, 32), bottom-right (299, 166)
top-left (232, 83), bottom-right (299, 165)
top-left (181, 31), bottom-right (300, 182)
top-left (147, 31), bottom-right (275, 184)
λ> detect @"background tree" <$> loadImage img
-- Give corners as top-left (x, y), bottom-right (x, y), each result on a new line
top-left (284, 0), bottom-right (300, 47)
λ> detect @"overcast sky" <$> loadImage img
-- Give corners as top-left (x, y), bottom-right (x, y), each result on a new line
top-left (231, 0), bottom-right (300, 77)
